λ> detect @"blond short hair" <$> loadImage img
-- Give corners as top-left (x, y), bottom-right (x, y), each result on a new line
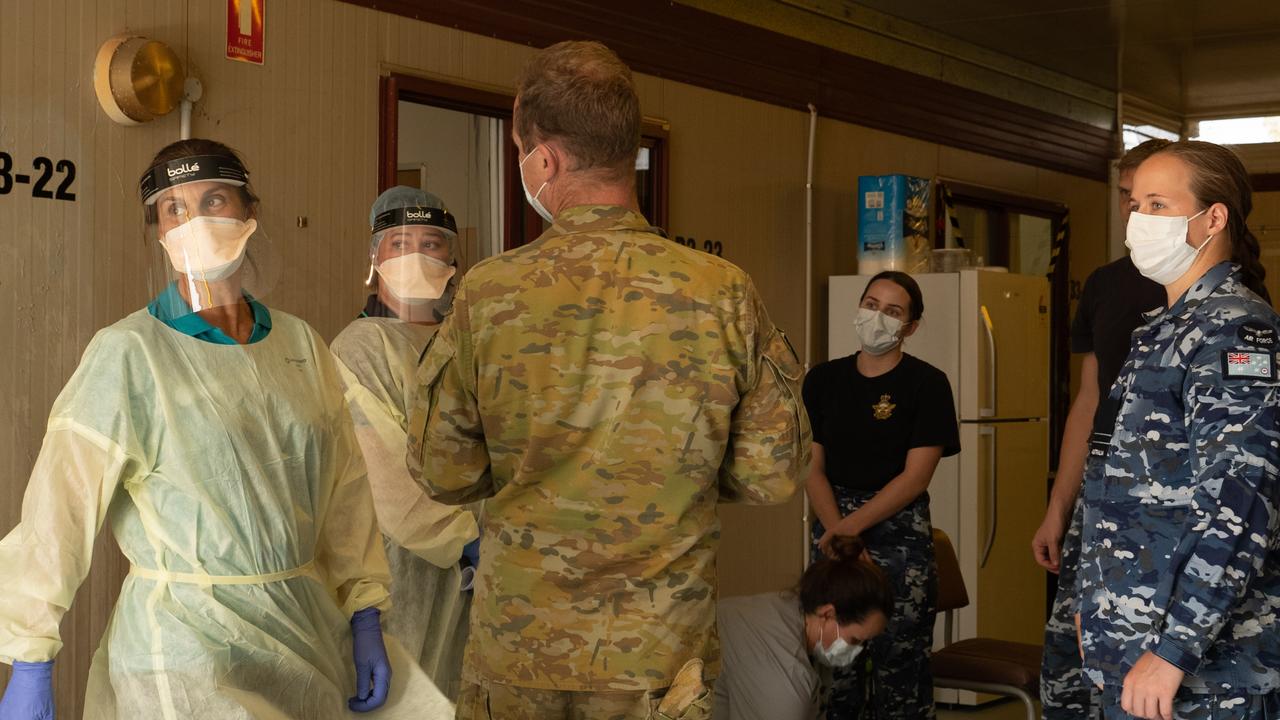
top-left (516, 41), bottom-right (640, 180)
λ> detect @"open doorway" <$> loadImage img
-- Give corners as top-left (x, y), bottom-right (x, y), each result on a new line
top-left (394, 102), bottom-right (504, 272)
top-left (379, 73), bottom-right (669, 264)
top-left (940, 183), bottom-right (1070, 455)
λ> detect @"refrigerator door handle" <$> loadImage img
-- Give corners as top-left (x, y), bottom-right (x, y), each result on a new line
top-left (980, 425), bottom-right (997, 568)
top-left (980, 305), bottom-right (996, 418)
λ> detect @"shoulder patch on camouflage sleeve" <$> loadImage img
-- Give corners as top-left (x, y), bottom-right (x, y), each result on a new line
top-left (1220, 349), bottom-right (1276, 380)
top-left (1237, 321), bottom-right (1277, 348)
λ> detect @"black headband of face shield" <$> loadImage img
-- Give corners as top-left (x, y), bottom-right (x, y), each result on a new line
top-left (139, 155), bottom-right (250, 205)
top-left (372, 206), bottom-right (458, 236)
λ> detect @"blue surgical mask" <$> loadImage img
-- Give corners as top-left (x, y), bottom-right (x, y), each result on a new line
top-left (519, 145), bottom-right (555, 224)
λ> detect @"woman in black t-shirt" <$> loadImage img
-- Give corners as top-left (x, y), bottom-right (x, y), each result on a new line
top-left (803, 271), bottom-right (960, 720)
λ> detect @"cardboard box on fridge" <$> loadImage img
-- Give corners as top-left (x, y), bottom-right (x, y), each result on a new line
top-left (857, 175), bottom-right (931, 275)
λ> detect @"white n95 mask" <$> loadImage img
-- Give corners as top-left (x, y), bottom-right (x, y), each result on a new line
top-left (519, 145), bottom-right (555, 224)
top-left (160, 216), bottom-right (257, 282)
top-left (855, 307), bottom-right (903, 356)
top-left (1126, 209), bottom-right (1214, 285)
top-left (376, 253), bottom-right (457, 304)
top-left (813, 621), bottom-right (865, 668)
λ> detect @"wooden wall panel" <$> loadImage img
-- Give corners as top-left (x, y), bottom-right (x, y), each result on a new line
top-left (1, 0), bottom-right (1110, 711)
top-left (339, 0), bottom-right (1117, 181)
top-left (656, 82), bottom-right (812, 597)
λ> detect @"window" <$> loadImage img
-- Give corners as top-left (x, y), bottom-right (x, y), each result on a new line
top-left (1123, 123), bottom-right (1179, 151)
top-left (1192, 116), bottom-right (1280, 145)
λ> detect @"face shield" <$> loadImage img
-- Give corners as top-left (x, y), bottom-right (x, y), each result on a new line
top-left (367, 205), bottom-right (459, 324)
top-left (141, 154), bottom-right (278, 316)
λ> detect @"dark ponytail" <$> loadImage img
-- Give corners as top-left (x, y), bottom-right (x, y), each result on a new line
top-left (1236, 226), bottom-right (1271, 305)
top-left (798, 535), bottom-right (894, 625)
top-left (1152, 141), bottom-right (1270, 304)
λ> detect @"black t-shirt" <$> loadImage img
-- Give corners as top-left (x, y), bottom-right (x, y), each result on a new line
top-left (802, 353), bottom-right (961, 492)
top-left (1069, 257), bottom-right (1165, 456)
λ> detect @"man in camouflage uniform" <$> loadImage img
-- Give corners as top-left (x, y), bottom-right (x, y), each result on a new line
top-left (1076, 260), bottom-right (1280, 718)
top-left (406, 41), bottom-right (810, 720)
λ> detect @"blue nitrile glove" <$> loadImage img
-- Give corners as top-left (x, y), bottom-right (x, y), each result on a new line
top-left (459, 538), bottom-right (480, 592)
top-left (348, 608), bottom-right (391, 712)
top-left (0, 660), bottom-right (54, 720)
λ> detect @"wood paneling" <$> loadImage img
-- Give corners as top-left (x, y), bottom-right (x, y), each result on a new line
top-left (1, 1), bottom-right (1110, 712)
top-left (339, 0), bottom-right (1117, 181)
top-left (1253, 174), bottom-right (1280, 193)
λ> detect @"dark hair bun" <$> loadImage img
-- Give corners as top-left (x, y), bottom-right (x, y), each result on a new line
top-left (828, 534), bottom-right (868, 563)
top-left (798, 533), bottom-right (894, 622)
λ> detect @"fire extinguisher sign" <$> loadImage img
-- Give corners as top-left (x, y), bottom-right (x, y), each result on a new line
top-left (226, 0), bottom-right (265, 65)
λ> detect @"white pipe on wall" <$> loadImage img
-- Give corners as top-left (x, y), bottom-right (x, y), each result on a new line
top-left (180, 100), bottom-right (192, 140)
top-left (179, 78), bottom-right (203, 141)
top-left (803, 102), bottom-right (817, 570)
top-left (805, 104), bottom-right (816, 370)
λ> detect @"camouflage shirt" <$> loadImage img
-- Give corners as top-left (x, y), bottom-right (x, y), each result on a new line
top-left (406, 205), bottom-right (810, 692)
top-left (1078, 262), bottom-right (1280, 693)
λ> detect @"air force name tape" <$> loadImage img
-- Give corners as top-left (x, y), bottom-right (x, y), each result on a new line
top-left (140, 154), bottom-right (249, 205)
top-left (1238, 321), bottom-right (1277, 348)
top-left (372, 206), bottom-right (458, 235)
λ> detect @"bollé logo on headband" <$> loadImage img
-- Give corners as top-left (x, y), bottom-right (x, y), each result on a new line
top-left (372, 206), bottom-right (457, 234)
top-left (166, 162), bottom-right (201, 178)
top-left (140, 154), bottom-right (248, 205)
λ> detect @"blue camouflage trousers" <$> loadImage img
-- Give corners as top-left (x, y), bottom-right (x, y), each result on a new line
top-left (811, 488), bottom-right (937, 720)
top-left (1041, 495), bottom-right (1101, 719)
top-left (1100, 687), bottom-right (1280, 719)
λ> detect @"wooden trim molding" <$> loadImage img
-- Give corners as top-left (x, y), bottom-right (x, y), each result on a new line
top-left (392, 75), bottom-right (515, 118)
top-left (941, 179), bottom-right (1069, 216)
top-left (379, 72), bottom-right (671, 249)
top-left (343, 0), bottom-right (1116, 181)
top-left (1251, 173), bottom-right (1280, 193)
top-left (378, 75), bottom-right (398, 193)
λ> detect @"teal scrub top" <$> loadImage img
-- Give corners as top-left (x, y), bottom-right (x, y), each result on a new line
top-left (147, 281), bottom-right (272, 345)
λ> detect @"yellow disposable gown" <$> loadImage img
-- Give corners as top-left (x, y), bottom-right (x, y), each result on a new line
top-left (0, 309), bottom-right (451, 719)
top-left (332, 316), bottom-right (479, 701)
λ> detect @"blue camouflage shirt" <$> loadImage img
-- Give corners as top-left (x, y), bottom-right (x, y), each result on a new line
top-left (1078, 261), bottom-right (1280, 693)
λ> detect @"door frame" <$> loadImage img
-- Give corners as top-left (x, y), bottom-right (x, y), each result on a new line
top-left (379, 73), bottom-right (670, 251)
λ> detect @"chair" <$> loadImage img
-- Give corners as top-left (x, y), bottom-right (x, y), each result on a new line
top-left (931, 528), bottom-right (1043, 720)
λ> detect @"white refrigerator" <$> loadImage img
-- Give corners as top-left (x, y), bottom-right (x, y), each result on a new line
top-left (829, 271), bottom-right (1050, 703)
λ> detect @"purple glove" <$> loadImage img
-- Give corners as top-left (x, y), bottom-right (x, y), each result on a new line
top-left (0, 661), bottom-right (54, 720)
top-left (348, 608), bottom-right (391, 712)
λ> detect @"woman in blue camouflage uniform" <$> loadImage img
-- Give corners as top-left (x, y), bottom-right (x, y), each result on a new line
top-left (1077, 141), bottom-right (1280, 720)
top-left (803, 272), bottom-right (960, 720)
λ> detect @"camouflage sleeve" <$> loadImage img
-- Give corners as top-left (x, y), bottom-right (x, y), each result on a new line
top-left (406, 282), bottom-right (495, 505)
top-left (718, 288), bottom-right (812, 504)
top-left (1153, 322), bottom-right (1280, 674)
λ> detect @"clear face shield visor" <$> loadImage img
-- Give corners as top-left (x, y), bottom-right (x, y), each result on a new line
top-left (141, 155), bottom-right (278, 315)
top-left (367, 206), bottom-right (459, 312)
